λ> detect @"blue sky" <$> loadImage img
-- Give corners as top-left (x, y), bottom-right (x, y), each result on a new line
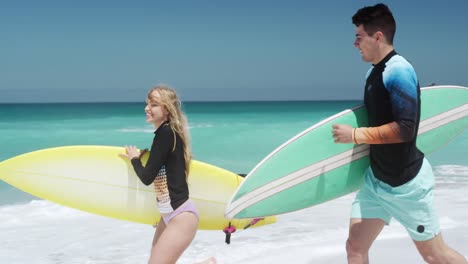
top-left (2, 0), bottom-right (467, 102)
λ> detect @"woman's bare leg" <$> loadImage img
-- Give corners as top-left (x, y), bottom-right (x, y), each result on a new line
top-left (148, 212), bottom-right (198, 264)
top-left (151, 217), bottom-right (166, 248)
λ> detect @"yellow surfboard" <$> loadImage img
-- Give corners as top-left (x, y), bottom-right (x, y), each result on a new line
top-left (0, 145), bottom-right (276, 230)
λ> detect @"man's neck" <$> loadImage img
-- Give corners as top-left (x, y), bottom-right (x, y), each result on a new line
top-left (373, 45), bottom-right (394, 65)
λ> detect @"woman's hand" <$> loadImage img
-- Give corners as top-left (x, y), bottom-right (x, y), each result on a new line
top-left (121, 145), bottom-right (141, 160)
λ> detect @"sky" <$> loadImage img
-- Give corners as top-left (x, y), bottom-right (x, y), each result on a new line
top-left (1, 0), bottom-right (467, 103)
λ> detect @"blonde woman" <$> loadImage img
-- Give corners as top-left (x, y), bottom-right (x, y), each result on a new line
top-left (121, 85), bottom-right (215, 264)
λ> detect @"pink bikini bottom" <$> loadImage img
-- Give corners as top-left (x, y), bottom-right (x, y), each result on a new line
top-left (161, 199), bottom-right (199, 225)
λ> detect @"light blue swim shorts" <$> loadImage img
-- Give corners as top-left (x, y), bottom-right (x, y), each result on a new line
top-left (351, 158), bottom-right (440, 241)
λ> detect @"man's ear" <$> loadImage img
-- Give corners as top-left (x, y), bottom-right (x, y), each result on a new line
top-left (375, 31), bottom-right (385, 43)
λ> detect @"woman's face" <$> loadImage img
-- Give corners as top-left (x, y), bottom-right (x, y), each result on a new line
top-left (145, 90), bottom-right (169, 126)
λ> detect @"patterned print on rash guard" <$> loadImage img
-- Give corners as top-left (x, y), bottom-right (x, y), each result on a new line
top-left (154, 165), bottom-right (172, 214)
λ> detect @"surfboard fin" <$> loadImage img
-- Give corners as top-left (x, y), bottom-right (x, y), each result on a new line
top-left (222, 218), bottom-right (264, 244)
top-left (223, 222), bottom-right (236, 244)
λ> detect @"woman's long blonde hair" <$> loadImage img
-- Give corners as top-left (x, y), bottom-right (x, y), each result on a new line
top-left (148, 84), bottom-right (192, 178)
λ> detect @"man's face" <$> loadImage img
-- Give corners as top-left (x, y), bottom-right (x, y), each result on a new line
top-left (354, 24), bottom-right (379, 63)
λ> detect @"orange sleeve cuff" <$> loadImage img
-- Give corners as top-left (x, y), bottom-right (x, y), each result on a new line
top-left (354, 122), bottom-right (403, 144)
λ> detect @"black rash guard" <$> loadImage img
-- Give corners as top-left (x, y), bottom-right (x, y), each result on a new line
top-left (364, 50), bottom-right (424, 187)
top-left (131, 122), bottom-right (189, 212)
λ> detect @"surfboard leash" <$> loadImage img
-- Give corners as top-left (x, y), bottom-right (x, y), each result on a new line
top-left (222, 218), bottom-right (265, 244)
top-left (242, 217), bottom-right (263, 229)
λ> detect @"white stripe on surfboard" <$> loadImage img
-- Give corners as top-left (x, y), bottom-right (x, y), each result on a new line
top-left (226, 103), bottom-right (467, 218)
top-left (418, 104), bottom-right (468, 133)
top-left (225, 145), bottom-right (370, 218)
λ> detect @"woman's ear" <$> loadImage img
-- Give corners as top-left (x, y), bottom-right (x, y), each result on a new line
top-left (162, 106), bottom-right (169, 117)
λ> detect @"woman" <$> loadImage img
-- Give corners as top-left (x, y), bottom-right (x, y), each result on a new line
top-left (121, 85), bottom-right (215, 264)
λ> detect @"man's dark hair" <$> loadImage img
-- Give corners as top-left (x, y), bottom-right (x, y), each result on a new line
top-left (352, 3), bottom-right (396, 44)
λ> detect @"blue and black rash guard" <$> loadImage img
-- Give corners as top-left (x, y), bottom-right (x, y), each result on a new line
top-left (364, 50), bottom-right (424, 187)
top-left (131, 122), bottom-right (189, 213)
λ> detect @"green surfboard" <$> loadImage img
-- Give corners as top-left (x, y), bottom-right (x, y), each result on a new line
top-left (225, 85), bottom-right (468, 219)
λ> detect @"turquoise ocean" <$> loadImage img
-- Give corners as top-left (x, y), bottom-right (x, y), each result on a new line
top-left (1, 101), bottom-right (467, 263)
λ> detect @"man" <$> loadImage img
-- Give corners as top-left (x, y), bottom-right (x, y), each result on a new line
top-left (332, 3), bottom-right (467, 264)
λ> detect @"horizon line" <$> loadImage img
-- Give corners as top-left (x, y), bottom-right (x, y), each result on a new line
top-left (0, 99), bottom-right (362, 105)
